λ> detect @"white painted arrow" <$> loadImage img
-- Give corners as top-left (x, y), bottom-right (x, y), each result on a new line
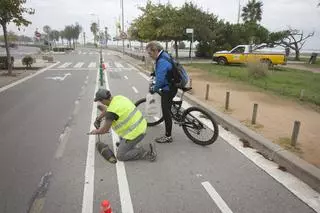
top-left (46, 73), bottom-right (71, 81)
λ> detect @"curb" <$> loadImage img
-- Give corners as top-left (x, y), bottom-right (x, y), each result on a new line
top-left (115, 50), bottom-right (320, 194)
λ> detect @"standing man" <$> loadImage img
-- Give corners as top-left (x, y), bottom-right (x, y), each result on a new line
top-left (89, 89), bottom-right (157, 162)
top-left (146, 41), bottom-right (178, 143)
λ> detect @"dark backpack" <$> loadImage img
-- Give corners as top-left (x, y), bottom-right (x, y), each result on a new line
top-left (161, 53), bottom-right (190, 89)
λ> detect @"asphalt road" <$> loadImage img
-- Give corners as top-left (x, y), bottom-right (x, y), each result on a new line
top-left (0, 48), bottom-right (318, 213)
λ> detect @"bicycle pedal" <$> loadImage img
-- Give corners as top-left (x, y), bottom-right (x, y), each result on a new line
top-left (174, 121), bottom-right (183, 126)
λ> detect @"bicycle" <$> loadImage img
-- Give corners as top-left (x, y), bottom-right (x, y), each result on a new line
top-left (135, 76), bottom-right (219, 146)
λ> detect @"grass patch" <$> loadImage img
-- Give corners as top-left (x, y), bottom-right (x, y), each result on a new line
top-left (241, 119), bottom-right (264, 131)
top-left (274, 137), bottom-right (302, 154)
top-left (288, 57), bottom-right (320, 68)
top-left (185, 63), bottom-right (320, 106)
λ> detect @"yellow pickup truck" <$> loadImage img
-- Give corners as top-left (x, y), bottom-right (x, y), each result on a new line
top-left (212, 45), bottom-right (287, 67)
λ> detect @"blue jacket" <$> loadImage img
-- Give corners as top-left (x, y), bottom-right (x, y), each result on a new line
top-left (153, 51), bottom-right (173, 92)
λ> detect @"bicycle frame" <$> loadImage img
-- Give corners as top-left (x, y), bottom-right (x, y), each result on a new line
top-left (171, 91), bottom-right (205, 132)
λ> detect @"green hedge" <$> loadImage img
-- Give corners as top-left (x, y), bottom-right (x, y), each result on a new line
top-left (52, 47), bottom-right (74, 52)
top-left (0, 56), bottom-right (14, 69)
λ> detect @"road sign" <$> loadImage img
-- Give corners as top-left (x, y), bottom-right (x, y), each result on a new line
top-left (35, 31), bottom-right (41, 38)
top-left (120, 31), bottom-right (127, 39)
top-left (186, 28), bottom-right (194, 34)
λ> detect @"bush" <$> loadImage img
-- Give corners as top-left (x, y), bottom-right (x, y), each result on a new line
top-left (247, 60), bottom-right (269, 79)
top-left (195, 41), bottom-right (214, 58)
top-left (22, 55), bottom-right (34, 68)
top-left (40, 46), bottom-right (49, 52)
top-left (0, 56), bottom-right (14, 69)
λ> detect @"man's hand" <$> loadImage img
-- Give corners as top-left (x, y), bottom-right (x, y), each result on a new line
top-left (88, 129), bottom-right (99, 135)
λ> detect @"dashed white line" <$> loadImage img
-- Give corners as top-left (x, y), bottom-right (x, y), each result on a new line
top-left (88, 62), bottom-right (96, 68)
top-left (104, 66), bottom-right (134, 213)
top-left (138, 72), bottom-right (150, 81)
top-left (74, 62), bottom-right (84, 68)
top-left (58, 62), bottom-right (72, 68)
top-left (124, 76), bottom-right (128, 80)
top-left (114, 62), bottom-right (124, 68)
top-left (202, 181), bottom-right (234, 213)
top-left (127, 63), bottom-right (139, 71)
top-left (132, 86), bottom-right (139, 93)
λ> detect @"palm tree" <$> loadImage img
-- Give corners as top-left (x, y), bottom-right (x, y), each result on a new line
top-left (90, 22), bottom-right (99, 45)
top-left (43, 25), bottom-right (51, 40)
top-left (241, 0), bottom-right (263, 24)
top-left (60, 30), bottom-right (65, 46)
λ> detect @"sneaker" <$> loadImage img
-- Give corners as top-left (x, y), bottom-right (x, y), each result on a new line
top-left (155, 136), bottom-right (173, 143)
top-left (143, 143), bottom-right (157, 162)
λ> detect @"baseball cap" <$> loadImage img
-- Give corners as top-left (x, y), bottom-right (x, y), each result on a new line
top-left (94, 89), bottom-right (111, 102)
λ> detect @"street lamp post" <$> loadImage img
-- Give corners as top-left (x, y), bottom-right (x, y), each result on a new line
top-left (121, 0), bottom-right (125, 55)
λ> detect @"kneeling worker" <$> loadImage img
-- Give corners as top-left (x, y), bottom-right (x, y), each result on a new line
top-left (89, 89), bottom-right (156, 162)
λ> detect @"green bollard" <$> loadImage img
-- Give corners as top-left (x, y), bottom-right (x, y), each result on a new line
top-left (99, 65), bottom-right (103, 86)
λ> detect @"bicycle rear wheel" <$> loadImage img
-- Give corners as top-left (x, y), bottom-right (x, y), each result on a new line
top-left (181, 106), bottom-right (219, 146)
top-left (135, 98), bottom-right (164, 126)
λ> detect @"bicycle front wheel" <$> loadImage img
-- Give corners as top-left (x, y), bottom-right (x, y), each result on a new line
top-left (135, 98), bottom-right (164, 127)
top-left (181, 107), bottom-right (219, 146)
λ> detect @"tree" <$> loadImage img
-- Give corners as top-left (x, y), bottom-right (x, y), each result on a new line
top-left (241, 0), bottom-right (263, 24)
top-left (0, 0), bottom-right (34, 75)
top-left (90, 22), bottom-right (99, 45)
top-left (272, 29), bottom-right (314, 60)
top-left (60, 30), bottom-right (65, 45)
top-left (71, 23), bottom-right (82, 49)
top-left (63, 25), bottom-right (73, 48)
top-left (43, 25), bottom-right (51, 40)
top-left (50, 30), bottom-right (60, 46)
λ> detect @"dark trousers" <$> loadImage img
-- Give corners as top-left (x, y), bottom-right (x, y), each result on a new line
top-left (161, 87), bottom-right (178, 137)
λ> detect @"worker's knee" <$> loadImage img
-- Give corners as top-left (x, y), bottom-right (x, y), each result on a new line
top-left (116, 151), bottom-right (127, 161)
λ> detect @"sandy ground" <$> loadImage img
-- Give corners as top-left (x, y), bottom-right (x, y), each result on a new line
top-left (188, 68), bottom-right (320, 168)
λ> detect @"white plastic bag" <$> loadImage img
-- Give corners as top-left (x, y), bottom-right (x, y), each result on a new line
top-left (145, 93), bottom-right (161, 118)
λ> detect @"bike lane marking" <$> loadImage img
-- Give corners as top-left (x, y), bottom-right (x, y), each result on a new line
top-left (104, 66), bottom-right (135, 213)
top-left (202, 181), bottom-right (234, 213)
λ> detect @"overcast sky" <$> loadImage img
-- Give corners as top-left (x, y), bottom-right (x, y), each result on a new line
top-left (5, 0), bottom-right (320, 49)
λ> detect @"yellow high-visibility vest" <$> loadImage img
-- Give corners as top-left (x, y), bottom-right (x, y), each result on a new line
top-left (107, 95), bottom-right (147, 140)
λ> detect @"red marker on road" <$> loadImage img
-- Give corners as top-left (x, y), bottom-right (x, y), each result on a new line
top-left (100, 200), bottom-right (112, 213)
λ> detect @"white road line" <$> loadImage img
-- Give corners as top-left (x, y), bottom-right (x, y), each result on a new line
top-left (132, 86), bottom-right (139, 93)
top-left (127, 63), bottom-right (139, 71)
top-left (124, 76), bottom-right (128, 80)
top-left (104, 68), bottom-right (134, 213)
top-left (114, 62), bottom-right (124, 68)
top-left (82, 52), bottom-right (87, 55)
top-left (202, 182), bottom-right (234, 213)
top-left (58, 62), bottom-right (72, 68)
top-left (88, 62), bottom-right (96, 68)
top-left (74, 62), bottom-right (84, 68)
top-left (81, 69), bottom-right (99, 213)
top-left (107, 62), bottom-right (113, 68)
top-left (89, 52), bottom-right (93, 55)
top-left (138, 72), bottom-right (150, 81)
top-left (0, 62), bottom-right (60, 93)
